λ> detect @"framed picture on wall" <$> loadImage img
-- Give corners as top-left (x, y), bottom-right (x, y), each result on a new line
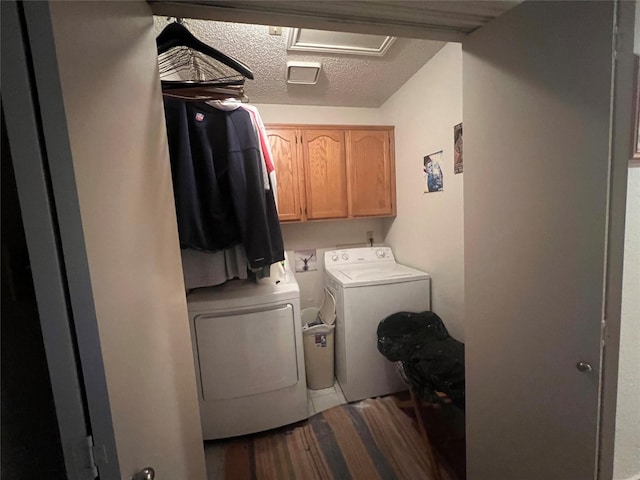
top-left (454, 123), bottom-right (463, 174)
top-left (294, 249), bottom-right (317, 272)
top-left (423, 150), bottom-right (444, 193)
top-left (633, 55), bottom-right (640, 166)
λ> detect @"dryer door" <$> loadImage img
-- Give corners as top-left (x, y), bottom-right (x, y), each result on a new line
top-left (194, 304), bottom-right (298, 400)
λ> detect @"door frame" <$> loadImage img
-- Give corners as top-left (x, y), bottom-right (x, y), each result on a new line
top-left (597, 1), bottom-right (636, 478)
top-left (1, 1), bottom-right (120, 478)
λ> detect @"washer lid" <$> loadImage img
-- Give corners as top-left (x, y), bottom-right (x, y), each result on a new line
top-left (327, 264), bottom-right (430, 287)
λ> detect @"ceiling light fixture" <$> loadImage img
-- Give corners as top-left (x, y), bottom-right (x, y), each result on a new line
top-left (286, 61), bottom-right (321, 85)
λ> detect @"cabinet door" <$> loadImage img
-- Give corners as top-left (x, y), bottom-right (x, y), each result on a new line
top-left (347, 129), bottom-right (395, 216)
top-left (267, 128), bottom-right (303, 222)
top-left (301, 129), bottom-right (348, 219)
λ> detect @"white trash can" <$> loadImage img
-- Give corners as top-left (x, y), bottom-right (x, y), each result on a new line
top-left (301, 289), bottom-right (336, 390)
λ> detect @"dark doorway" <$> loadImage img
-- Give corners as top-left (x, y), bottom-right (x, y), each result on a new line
top-left (1, 105), bottom-right (67, 479)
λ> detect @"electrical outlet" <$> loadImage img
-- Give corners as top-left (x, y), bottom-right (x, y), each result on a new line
top-left (366, 231), bottom-right (374, 246)
top-left (268, 26), bottom-right (282, 36)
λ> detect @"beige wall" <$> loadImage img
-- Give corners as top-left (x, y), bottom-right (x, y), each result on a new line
top-left (613, 167), bottom-right (640, 480)
top-left (379, 43), bottom-right (465, 340)
top-left (49, 2), bottom-right (206, 478)
top-left (614, 167), bottom-right (640, 480)
top-left (613, 5), bottom-right (640, 479)
top-left (255, 103), bottom-right (384, 125)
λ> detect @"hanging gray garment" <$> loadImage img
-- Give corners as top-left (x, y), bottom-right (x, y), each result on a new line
top-left (181, 244), bottom-right (248, 289)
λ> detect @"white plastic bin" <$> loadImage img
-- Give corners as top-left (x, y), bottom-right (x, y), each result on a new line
top-left (301, 289), bottom-right (336, 390)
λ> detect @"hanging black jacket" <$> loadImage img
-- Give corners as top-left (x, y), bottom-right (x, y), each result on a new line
top-left (163, 98), bottom-right (284, 269)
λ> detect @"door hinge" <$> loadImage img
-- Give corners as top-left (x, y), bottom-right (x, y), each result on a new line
top-left (84, 435), bottom-right (109, 479)
top-left (71, 435), bottom-right (100, 479)
top-left (87, 436), bottom-right (100, 479)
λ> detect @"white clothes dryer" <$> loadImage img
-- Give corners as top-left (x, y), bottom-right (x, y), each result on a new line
top-left (324, 247), bottom-right (431, 402)
top-left (187, 267), bottom-right (308, 439)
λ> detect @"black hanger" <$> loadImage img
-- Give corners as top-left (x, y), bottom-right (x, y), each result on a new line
top-left (157, 22), bottom-right (254, 81)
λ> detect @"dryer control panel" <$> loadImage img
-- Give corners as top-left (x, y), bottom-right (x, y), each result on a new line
top-left (324, 247), bottom-right (396, 266)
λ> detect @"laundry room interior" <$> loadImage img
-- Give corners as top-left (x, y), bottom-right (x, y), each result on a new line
top-left (4, 1), bottom-right (639, 480)
top-left (153, 12), bottom-right (467, 478)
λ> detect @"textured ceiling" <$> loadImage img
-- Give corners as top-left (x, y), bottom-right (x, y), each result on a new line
top-left (153, 17), bottom-right (445, 107)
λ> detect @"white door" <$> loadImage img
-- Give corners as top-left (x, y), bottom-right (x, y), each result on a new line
top-left (15, 1), bottom-right (207, 479)
top-left (463, 2), bottom-right (633, 479)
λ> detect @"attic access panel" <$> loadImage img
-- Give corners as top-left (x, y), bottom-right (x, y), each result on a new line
top-left (287, 28), bottom-right (396, 57)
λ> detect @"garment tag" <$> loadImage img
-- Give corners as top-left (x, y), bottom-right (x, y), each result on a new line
top-left (315, 334), bottom-right (327, 347)
top-left (195, 113), bottom-right (204, 122)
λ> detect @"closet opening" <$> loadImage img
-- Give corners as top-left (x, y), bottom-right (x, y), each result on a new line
top-left (152, 13), bottom-right (466, 480)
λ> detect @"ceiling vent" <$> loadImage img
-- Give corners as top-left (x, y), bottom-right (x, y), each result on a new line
top-left (286, 61), bottom-right (321, 85)
top-left (287, 28), bottom-right (396, 57)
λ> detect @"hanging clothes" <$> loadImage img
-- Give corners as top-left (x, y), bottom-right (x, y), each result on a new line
top-left (207, 100), bottom-right (276, 201)
top-left (240, 104), bottom-right (277, 205)
top-left (163, 97), bottom-right (284, 270)
top-left (181, 244), bottom-right (248, 289)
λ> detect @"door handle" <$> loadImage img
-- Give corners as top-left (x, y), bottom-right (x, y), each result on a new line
top-left (132, 467), bottom-right (155, 480)
top-left (576, 361), bottom-right (593, 373)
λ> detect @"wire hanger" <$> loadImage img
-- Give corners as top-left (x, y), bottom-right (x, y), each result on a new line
top-left (156, 18), bottom-right (254, 99)
top-left (162, 85), bottom-right (249, 103)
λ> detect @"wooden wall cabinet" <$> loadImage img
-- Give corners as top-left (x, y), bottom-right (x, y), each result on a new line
top-left (347, 129), bottom-right (394, 217)
top-left (266, 125), bottom-right (396, 223)
top-left (265, 128), bottom-right (303, 222)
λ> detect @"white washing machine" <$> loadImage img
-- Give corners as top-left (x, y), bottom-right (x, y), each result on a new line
top-left (187, 268), bottom-right (308, 439)
top-left (325, 247), bottom-right (431, 402)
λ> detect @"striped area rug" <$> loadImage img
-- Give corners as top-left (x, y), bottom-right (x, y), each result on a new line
top-left (223, 396), bottom-right (449, 480)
